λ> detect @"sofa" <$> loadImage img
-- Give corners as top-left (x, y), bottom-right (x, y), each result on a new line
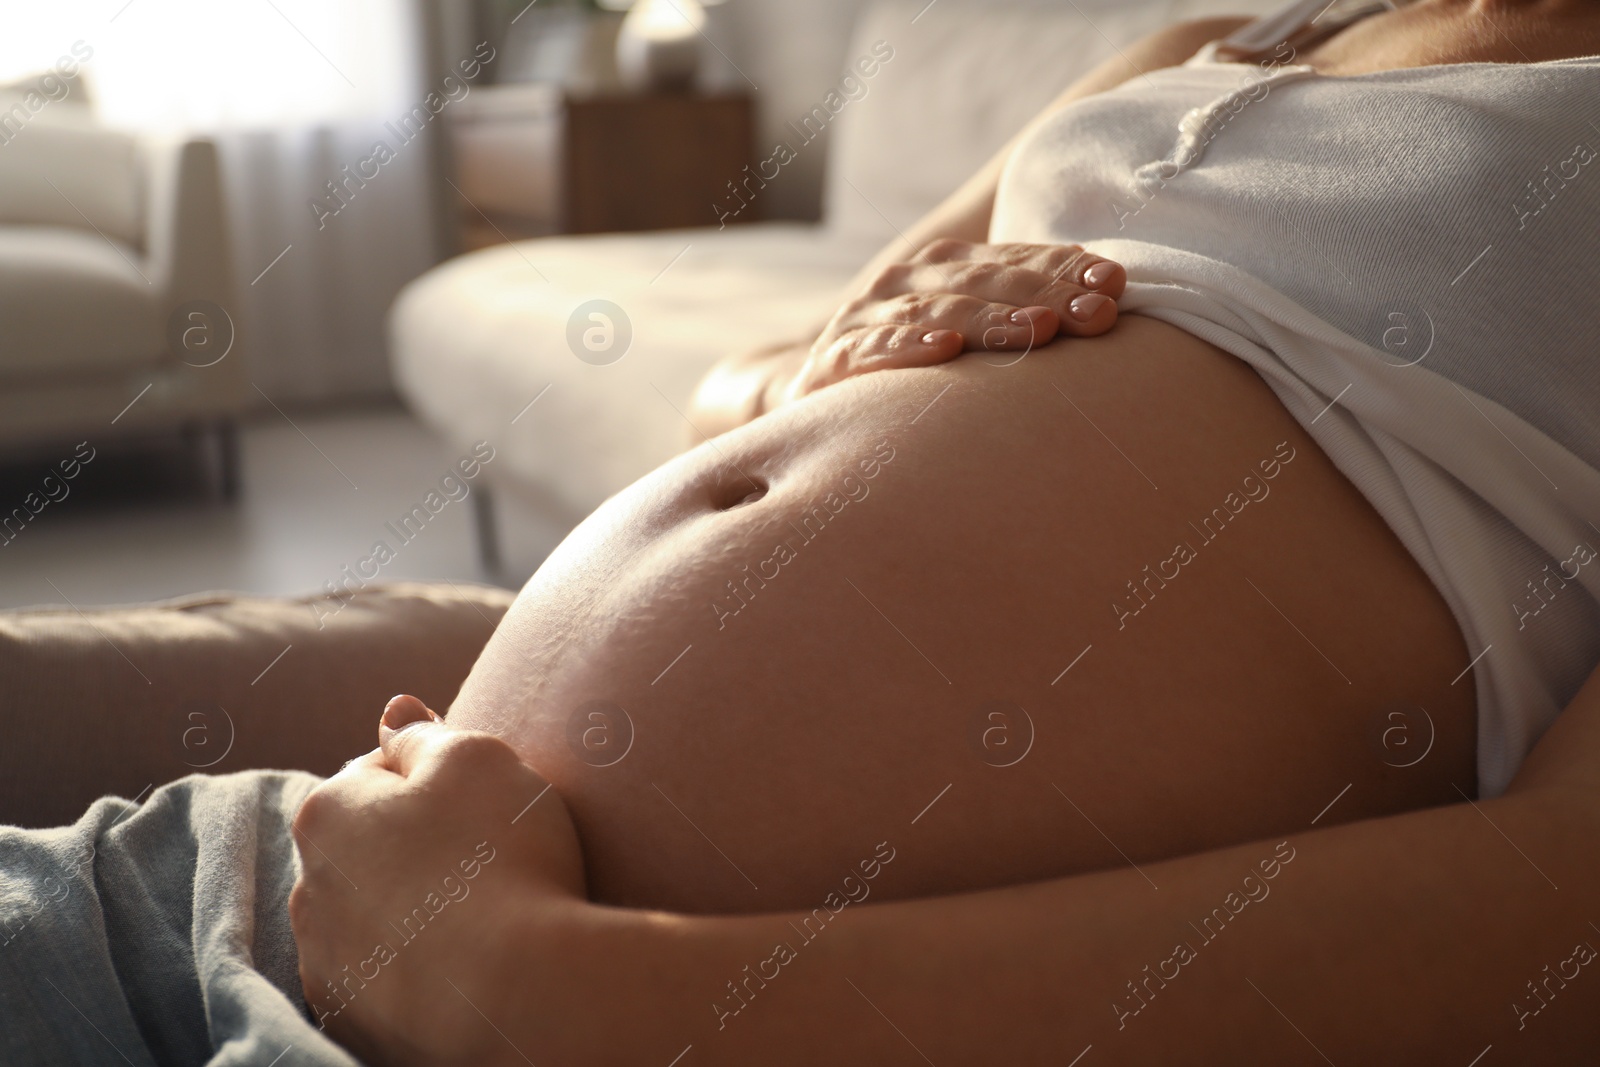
top-left (0, 106), bottom-right (244, 489)
top-left (390, 0), bottom-right (1282, 548)
top-left (0, 581), bottom-right (514, 829)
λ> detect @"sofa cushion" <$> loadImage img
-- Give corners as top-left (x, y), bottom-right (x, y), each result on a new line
top-left (390, 223), bottom-right (879, 518)
top-left (0, 121), bottom-right (144, 247)
top-left (0, 226), bottom-right (166, 378)
top-left (0, 581), bottom-right (514, 829)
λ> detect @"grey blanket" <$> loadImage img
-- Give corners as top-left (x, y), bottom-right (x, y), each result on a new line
top-left (0, 771), bottom-right (359, 1066)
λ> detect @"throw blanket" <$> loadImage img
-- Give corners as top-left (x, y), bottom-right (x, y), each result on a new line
top-left (0, 772), bottom-right (355, 1067)
top-left (993, 46), bottom-right (1600, 796)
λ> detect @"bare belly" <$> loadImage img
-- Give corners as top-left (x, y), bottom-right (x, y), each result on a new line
top-left (449, 315), bottom-right (1475, 914)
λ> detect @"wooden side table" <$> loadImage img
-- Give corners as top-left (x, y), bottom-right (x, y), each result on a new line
top-left (449, 86), bottom-right (755, 250)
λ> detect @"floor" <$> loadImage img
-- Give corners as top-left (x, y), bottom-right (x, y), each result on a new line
top-left (0, 404), bottom-right (568, 611)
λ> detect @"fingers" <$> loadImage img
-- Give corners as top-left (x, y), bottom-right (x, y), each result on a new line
top-left (798, 287), bottom-right (1114, 400)
top-left (382, 694), bottom-right (435, 731)
top-left (379, 694), bottom-right (441, 754)
top-left (795, 325), bottom-right (963, 396)
top-left (336, 747), bottom-right (389, 779)
top-left (903, 262), bottom-right (1059, 311)
top-left (380, 721), bottom-right (523, 789)
top-left (844, 243), bottom-right (1124, 355)
top-left (1064, 292), bottom-right (1118, 336)
top-left (897, 263), bottom-right (1117, 339)
top-left (874, 294), bottom-right (1060, 352)
top-left (379, 718), bottom-right (452, 776)
top-left (1081, 259), bottom-right (1127, 299)
top-left (917, 240), bottom-right (1126, 299)
top-left (792, 240), bottom-right (1127, 406)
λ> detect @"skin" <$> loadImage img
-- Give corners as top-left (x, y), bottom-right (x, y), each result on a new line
top-left (292, 0), bottom-right (1600, 1061)
top-left (294, 646), bottom-right (1600, 1065)
top-left (449, 321), bottom-right (1474, 915)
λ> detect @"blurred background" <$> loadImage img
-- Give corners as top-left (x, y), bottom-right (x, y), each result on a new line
top-left (0, 0), bottom-right (1262, 610)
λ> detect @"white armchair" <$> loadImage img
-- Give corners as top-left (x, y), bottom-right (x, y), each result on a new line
top-left (0, 117), bottom-right (245, 491)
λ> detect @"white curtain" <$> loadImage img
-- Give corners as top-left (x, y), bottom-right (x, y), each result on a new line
top-left (4, 0), bottom-right (439, 401)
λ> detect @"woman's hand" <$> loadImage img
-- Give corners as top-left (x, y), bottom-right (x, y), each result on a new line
top-left (792, 238), bottom-right (1125, 398)
top-left (289, 696), bottom-right (585, 1067)
top-left (686, 241), bottom-right (1125, 438)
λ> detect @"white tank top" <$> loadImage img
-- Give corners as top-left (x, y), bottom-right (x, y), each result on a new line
top-left (991, 17), bottom-right (1600, 796)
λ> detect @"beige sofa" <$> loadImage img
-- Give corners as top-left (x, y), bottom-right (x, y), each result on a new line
top-left (0, 581), bottom-right (514, 829)
top-left (390, 0), bottom-right (1282, 553)
top-left (0, 114), bottom-right (246, 490)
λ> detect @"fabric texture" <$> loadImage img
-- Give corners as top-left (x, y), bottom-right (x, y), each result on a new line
top-left (0, 227), bottom-right (165, 375)
top-left (0, 580), bottom-right (513, 830)
top-left (0, 120), bottom-right (144, 245)
top-left (992, 48), bottom-right (1600, 796)
top-left (390, 223), bottom-right (883, 520)
top-left (0, 771), bottom-right (352, 1067)
top-left (824, 0), bottom-right (1283, 239)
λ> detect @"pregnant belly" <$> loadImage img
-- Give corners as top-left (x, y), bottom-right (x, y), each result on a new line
top-left (448, 315), bottom-right (1474, 915)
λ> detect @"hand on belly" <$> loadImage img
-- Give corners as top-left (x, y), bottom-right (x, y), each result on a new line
top-left (689, 240), bottom-right (1125, 438)
top-left (450, 317), bottom-right (1475, 915)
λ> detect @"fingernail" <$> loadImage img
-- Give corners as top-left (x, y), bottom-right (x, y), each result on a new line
top-left (1069, 293), bottom-right (1111, 322)
top-left (1084, 261), bottom-right (1118, 289)
top-left (922, 331), bottom-right (948, 345)
top-left (382, 694), bottom-right (429, 729)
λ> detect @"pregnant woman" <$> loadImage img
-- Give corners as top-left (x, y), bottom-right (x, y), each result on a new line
top-left (7, 0), bottom-right (1599, 1064)
top-left (288, 0), bottom-right (1600, 1061)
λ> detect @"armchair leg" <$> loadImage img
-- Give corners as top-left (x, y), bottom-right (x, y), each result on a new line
top-left (214, 419), bottom-right (241, 501)
top-left (471, 483), bottom-right (502, 575)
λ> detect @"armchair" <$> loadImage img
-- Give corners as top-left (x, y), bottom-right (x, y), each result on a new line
top-left (0, 118), bottom-right (245, 491)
